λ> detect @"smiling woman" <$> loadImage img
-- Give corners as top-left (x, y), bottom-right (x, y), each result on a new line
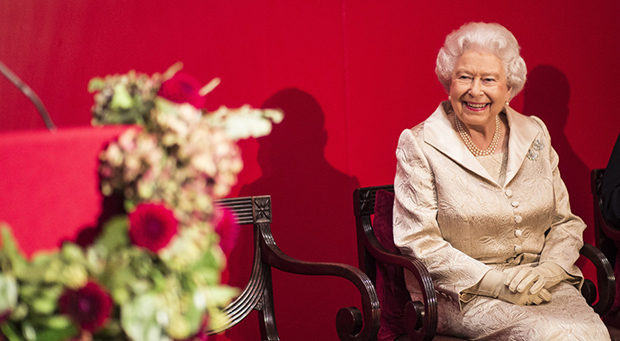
top-left (392, 22), bottom-right (612, 340)
top-left (450, 51), bottom-right (510, 157)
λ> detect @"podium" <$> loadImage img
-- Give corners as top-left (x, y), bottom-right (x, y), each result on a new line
top-left (0, 126), bottom-right (127, 256)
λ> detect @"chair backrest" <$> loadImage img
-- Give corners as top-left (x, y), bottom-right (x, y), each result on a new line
top-left (591, 169), bottom-right (620, 298)
top-left (209, 195), bottom-right (274, 337)
top-left (353, 185), bottom-right (395, 282)
top-left (592, 169), bottom-right (620, 249)
top-left (213, 195), bottom-right (380, 341)
top-left (353, 185), bottom-right (440, 341)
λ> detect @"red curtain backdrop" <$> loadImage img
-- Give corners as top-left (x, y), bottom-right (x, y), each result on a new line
top-left (1, 1), bottom-right (619, 340)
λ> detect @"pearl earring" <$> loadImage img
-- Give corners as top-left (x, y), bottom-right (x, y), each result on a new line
top-left (505, 101), bottom-right (510, 106)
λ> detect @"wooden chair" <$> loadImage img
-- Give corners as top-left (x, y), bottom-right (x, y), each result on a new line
top-left (592, 168), bottom-right (620, 270)
top-left (592, 168), bottom-right (620, 338)
top-left (354, 185), bottom-right (615, 341)
top-left (209, 195), bottom-right (380, 340)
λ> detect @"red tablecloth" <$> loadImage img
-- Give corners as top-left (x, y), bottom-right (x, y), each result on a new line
top-left (0, 126), bottom-right (127, 257)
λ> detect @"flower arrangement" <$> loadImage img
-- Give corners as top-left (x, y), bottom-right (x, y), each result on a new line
top-left (0, 63), bottom-right (283, 341)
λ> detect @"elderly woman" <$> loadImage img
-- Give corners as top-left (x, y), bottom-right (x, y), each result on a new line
top-left (393, 22), bottom-right (610, 340)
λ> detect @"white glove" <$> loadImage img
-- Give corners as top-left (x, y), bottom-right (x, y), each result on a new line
top-left (466, 269), bottom-right (551, 305)
top-left (504, 262), bottom-right (568, 295)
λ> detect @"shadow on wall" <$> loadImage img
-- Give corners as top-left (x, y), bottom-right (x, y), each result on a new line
top-left (224, 88), bottom-right (361, 340)
top-left (522, 65), bottom-right (593, 244)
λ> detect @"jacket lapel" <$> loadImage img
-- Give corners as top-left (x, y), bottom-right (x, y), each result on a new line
top-left (503, 106), bottom-right (541, 185)
top-left (423, 102), bottom-right (541, 187)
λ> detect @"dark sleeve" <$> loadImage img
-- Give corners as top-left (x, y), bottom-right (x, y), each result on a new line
top-left (601, 132), bottom-right (620, 227)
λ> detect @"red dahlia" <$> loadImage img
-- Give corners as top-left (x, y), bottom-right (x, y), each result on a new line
top-left (128, 203), bottom-right (178, 252)
top-left (58, 282), bottom-right (113, 332)
top-left (157, 72), bottom-right (206, 108)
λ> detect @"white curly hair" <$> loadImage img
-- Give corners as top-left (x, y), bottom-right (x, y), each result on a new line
top-left (435, 22), bottom-right (527, 100)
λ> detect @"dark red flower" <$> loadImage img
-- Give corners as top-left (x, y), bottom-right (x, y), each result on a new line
top-left (0, 310), bottom-right (10, 325)
top-left (128, 203), bottom-right (178, 252)
top-left (214, 207), bottom-right (240, 256)
top-left (58, 282), bottom-right (113, 332)
top-left (74, 226), bottom-right (102, 248)
top-left (157, 72), bottom-right (206, 108)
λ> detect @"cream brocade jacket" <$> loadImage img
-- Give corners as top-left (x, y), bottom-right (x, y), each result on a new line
top-left (393, 101), bottom-right (585, 307)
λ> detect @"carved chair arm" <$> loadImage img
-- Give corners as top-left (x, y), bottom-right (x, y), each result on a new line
top-left (258, 223), bottom-right (380, 341)
top-left (579, 243), bottom-right (615, 315)
top-left (206, 229), bottom-right (270, 336)
top-left (360, 215), bottom-right (437, 341)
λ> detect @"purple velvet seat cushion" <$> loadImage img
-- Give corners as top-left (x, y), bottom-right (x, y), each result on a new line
top-left (373, 190), bottom-right (411, 341)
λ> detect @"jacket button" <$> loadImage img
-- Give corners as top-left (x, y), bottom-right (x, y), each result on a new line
top-left (505, 189), bottom-right (513, 197)
top-left (511, 201), bottom-right (520, 208)
top-left (514, 216), bottom-right (523, 224)
top-left (514, 245), bottom-right (523, 253)
top-left (515, 229), bottom-right (523, 237)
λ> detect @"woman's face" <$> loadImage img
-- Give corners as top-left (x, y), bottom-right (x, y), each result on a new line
top-left (449, 50), bottom-right (511, 129)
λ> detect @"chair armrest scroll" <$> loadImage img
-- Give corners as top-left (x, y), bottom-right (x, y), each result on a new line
top-left (258, 223), bottom-right (380, 341)
top-left (361, 215), bottom-right (437, 341)
top-left (580, 243), bottom-right (615, 315)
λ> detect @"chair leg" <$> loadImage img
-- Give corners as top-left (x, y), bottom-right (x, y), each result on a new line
top-left (259, 270), bottom-right (280, 340)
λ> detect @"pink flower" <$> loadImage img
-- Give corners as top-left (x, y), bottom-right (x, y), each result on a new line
top-left (58, 282), bottom-right (113, 332)
top-left (158, 73), bottom-right (206, 108)
top-left (214, 207), bottom-right (240, 256)
top-left (128, 203), bottom-right (178, 252)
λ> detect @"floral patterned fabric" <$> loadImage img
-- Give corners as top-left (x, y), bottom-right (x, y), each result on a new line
top-left (393, 101), bottom-right (610, 340)
top-left (408, 282), bottom-right (609, 340)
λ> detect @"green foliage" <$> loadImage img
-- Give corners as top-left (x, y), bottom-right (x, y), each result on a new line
top-left (0, 218), bottom-right (240, 341)
top-left (0, 229), bottom-right (81, 341)
top-left (0, 274), bottom-right (17, 314)
top-left (0, 226), bottom-right (28, 277)
top-left (89, 71), bottom-right (159, 126)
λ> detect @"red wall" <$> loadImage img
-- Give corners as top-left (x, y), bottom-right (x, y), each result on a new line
top-left (1, 1), bottom-right (619, 340)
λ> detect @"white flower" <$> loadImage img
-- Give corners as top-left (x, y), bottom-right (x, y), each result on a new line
top-left (104, 143), bottom-right (124, 167)
top-left (264, 108), bottom-right (284, 124)
top-left (208, 105), bottom-right (283, 140)
top-left (121, 294), bottom-right (171, 341)
top-left (118, 129), bottom-right (138, 151)
top-left (191, 152), bottom-right (217, 176)
top-left (177, 103), bottom-right (202, 124)
top-left (159, 225), bottom-right (214, 271)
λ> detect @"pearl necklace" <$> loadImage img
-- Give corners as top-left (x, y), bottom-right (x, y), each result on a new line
top-left (455, 115), bottom-right (501, 157)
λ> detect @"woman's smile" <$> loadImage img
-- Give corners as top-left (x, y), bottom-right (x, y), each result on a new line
top-left (464, 101), bottom-right (489, 111)
top-left (449, 51), bottom-right (511, 128)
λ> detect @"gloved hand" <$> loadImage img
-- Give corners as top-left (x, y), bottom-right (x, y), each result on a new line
top-left (466, 269), bottom-right (551, 305)
top-left (504, 262), bottom-right (568, 295)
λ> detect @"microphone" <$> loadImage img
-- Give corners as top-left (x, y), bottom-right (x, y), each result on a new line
top-left (0, 60), bottom-right (56, 130)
